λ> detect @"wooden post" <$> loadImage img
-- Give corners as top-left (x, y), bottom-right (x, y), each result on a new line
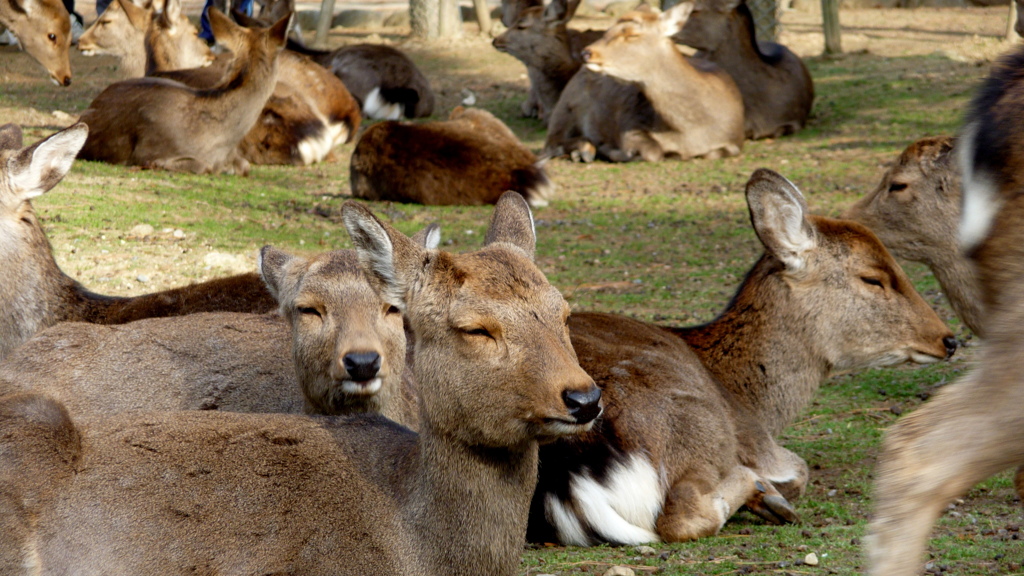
top-left (821, 0), bottom-right (842, 55)
top-left (1008, 1), bottom-right (1020, 42)
top-left (314, 0), bottom-right (336, 48)
top-left (473, 0), bottom-right (492, 34)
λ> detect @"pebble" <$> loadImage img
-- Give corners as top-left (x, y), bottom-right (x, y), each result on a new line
top-left (804, 552), bottom-right (819, 566)
top-left (129, 224), bottom-right (154, 237)
top-left (602, 567), bottom-right (635, 576)
top-left (636, 545), bottom-right (657, 556)
top-left (172, 229), bottom-right (186, 239)
top-left (136, 274), bottom-right (149, 283)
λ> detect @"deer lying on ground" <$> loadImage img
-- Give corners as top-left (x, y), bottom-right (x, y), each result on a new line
top-left (528, 168), bottom-right (956, 544)
top-left (868, 44), bottom-right (1024, 576)
top-left (287, 39), bottom-right (435, 120)
top-left (0, 192), bottom-right (601, 576)
top-left (545, 3), bottom-right (744, 162)
top-left (0, 0), bottom-right (71, 85)
top-left (673, 0), bottom-right (813, 139)
top-left (350, 106), bottom-right (555, 207)
top-left (0, 122), bottom-right (275, 362)
top-left (77, 9), bottom-right (290, 174)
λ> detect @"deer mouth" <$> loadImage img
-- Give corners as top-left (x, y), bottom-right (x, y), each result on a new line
top-left (340, 377), bottom-right (383, 396)
top-left (540, 413), bottom-right (601, 437)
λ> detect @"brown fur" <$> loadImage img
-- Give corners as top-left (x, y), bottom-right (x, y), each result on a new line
top-left (350, 106), bottom-right (554, 207)
top-left (0, 123), bottom-right (275, 362)
top-left (77, 0), bottom-right (153, 77)
top-left (673, 0), bottom-right (814, 139)
top-left (0, 193), bottom-right (600, 576)
top-left (530, 169), bottom-right (954, 544)
top-left (868, 45), bottom-right (1024, 576)
top-left (143, 0), bottom-right (214, 74)
top-left (545, 4), bottom-right (744, 162)
top-left (0, 0), bottom-right (71, 84)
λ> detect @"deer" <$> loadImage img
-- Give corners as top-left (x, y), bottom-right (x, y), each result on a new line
top-left (868, 44), bottom-right (1024, 575)
top-left (350, 106), bottom-right (555, 207)
top-left (527, 168), bottom-right (956, 544)
top-left (0, 192), bottom-right (602, 576)
top-left (0, 0), bottom-right (71, 85)
top-left (76, 8), bottom-right (290, 174)
top-left (672, 0), bottom-right (814, 139)
top-left (0, 122), bottom-right (276, 362)
top-left (544, 3), bottom-right (745, 162)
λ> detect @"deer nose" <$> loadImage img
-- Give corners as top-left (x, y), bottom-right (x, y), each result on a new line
top-left (563, 385), bottom-right (602, 424)
top-left (62, 76), bottom-right (71, 86)
top-left (942, 336), bottom-right (958, 359)
top-left (343, 351), bottom-right (381, 381)
top-left (581, 48), bottom-right (592, 62)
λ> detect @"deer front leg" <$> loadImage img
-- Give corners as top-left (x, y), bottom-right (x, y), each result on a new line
top-left (656, 466), bottom-right (765, 542)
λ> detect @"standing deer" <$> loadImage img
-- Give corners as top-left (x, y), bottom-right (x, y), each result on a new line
top-left (672, 0), bottom-right (814, 139)
top-left (0, 192), bottom-right (601, 576)
top-left (545, 4), bottom-right (744, 162)
top-left (0, 122), bottom-right (275, 362)
top-left (868, 45), bottom-right (1024, 575)
top-left (0, 0), bottom-right (71, 85)
top-left (529, 169), bottom-right (956, 544)
top-left (77, 8), bottom-right (290, 174)
top-left (350, 106), bottom-right (555, 207)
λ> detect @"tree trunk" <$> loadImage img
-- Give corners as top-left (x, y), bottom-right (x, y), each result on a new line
top-left (411, 0), bottom-right (462, 38)
top-left (1007, 1), bottom-right (1020, 42)
top-left (821, 0), bottom-right (842, 55)
top-left (473, 0), bottom-right (492, 35)
top-left (314, 0), bottom-right (336, 48)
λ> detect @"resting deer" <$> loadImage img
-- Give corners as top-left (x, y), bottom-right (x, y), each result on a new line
top-left (350, 106), bottom-right (555, 207)
top-left (0, 122), bottom-right (275, 362)
top-left (77, 8), bottom-right (290, 174)
top-left (0, 192), bottom-right (601, 576)
top-left (528, 168), bottom-right (956, 544)
top-left (0, 0), bottom-right (71, 85)
top-left (672, 0), bottom-right (813, 139)
top-left (869, 45), bottom-right (1024, 575)
top-left (545, 4), bottom-right (744, 162)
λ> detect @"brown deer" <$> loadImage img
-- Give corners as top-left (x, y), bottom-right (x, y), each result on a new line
top-left (350, 106), bottom-right (555, 207)
top-left (868, 45), bottom-right (1024, 576)
top-left (528, 168), bottom-right (956, 544)
top-left (0, 192), bottom-right (601, 576)
top-left (77, 0), bottom-right (152, 77)
top-left (0, 122), bottom-right (275, 362)
top-left (672, 0), bottom-right (814, 139)
top-left (77, 8), bottom-right (290, 174)
top-left (0, 0), bottom-right (71, 85)
top-left (545, 4), bottom-right (744, 162)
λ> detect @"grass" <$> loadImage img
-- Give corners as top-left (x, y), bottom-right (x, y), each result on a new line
top-left (2, 9), bottom-right (1022, 574)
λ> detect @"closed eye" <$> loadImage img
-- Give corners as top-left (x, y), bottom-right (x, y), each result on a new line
top-left (861, 277), bottom-right (884, 288)
top-left (298, 306), bottom-right (322, 317)
top-left (463, 327), bottom-right (493, 338)
top-left (887, 182), bottom-right (908, 193)
top-left (385, 305), bottom-right (400, 315)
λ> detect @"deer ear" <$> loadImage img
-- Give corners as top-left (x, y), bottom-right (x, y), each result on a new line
top-left (542, 0), bottom-right (573, 25)
top-left (162, 0), bottom-right (181, 26)
top-left (208, 7), bottom-right (243, 50)
top-left (6, 123), bottom-right (87, 204)
top-left (120, 0), bottom-right (149, 30)
top-left (0, 124), bottom-right (24, 151)
top-left (746, 169), bottom-right (817, 272)
top-left (411, 223), bottom-right (442, 250)
top-left (343, 201), bottom-right (425, 312)
top-left (258, 245), bottom-right (296, 305)
top-left (484, 191), bottom-right (536, 261)
top-left (267, 11), bottom-right (291, 49)
top-left (659, 2), bottom-right (693, 36)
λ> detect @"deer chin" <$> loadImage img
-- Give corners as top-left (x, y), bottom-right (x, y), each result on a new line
top-left (536, 415), bottom-right (600, 440)
top-left (584, 62), bottom-right (604, 73)
top-left (907, 350), bottom-right (945, 365)
top-left (341, 377), bottom-right (383, 396)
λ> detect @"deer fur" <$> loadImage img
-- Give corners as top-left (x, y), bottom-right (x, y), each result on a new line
top-left (76, 9), bottom-right (290, 175)
top-left (0, 122), bottom-right (276, 362)
top-left (78, 0), bottom-right (153, 77)
top-left (545, 4), bottom-right (744, 162)
top-left (0, 192), bottom-right (601, 576)
top-left (350, 106), bottom-right (555, 207)
top-left (868, 45), bottom-right (1024, 576)
top-left (529, 169), bottom-right (956, 544)
top-left (672, 0), bottom-right (813, 139)
top-left (0, 0), bottom-right (71, 85)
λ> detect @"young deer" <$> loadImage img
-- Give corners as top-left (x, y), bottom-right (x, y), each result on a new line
top-left (77, 8), bottom-right (290, 174)
top-left (350, 106), bottom-right (555, 207)
top-left (0, 122), bottom-right (275, 362)
top-left (672, 0), bottom-right (814, 139)
top-left (0, 192), bottom-right (601, 576)
top-left (0, 0), bottom-right (71, 85)
top-left (868, 45), bottom-right (1024, 576)
top-left (529, 169), bottom-right (956, 544)
top-left (545, 4), bottom-right (744, 162)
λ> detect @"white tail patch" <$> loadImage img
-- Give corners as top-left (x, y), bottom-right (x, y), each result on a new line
top-left (526, 162), bottom-right (556, 208)
top-left (363, 87), bottom-right (403, 120)
top-left (297, 124), bottom-right (337, 166)
top-left (958, 122), bottom-right (1002, 252)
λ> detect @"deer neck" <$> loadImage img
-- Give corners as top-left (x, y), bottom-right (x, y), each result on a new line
top-left (197, 52), bottom-right (280, 134)
top-left (119, 49), bottom-right (147, 78)
top-left (631, 51), bottom-right (705, 124)
top-left (927, 250), bottom-right (985, 337)
top-left (676, 256), bottom-right (830, 436)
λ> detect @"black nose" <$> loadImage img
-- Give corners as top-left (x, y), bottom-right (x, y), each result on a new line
top-left (943, 336), bottom-right (958, 358)
top-left (581, 48), bottom-right (591, 62)
top-left (563, 386), bottom-right (602, 424)
top-left (343, 351), bottom-right (381, 381)
top-left (62, 76), bottom-right (71, 86)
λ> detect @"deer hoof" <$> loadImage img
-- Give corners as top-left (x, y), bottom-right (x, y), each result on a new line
top-left (746, 482), bottom-right (800, 525)
top-left (570, 142), bottom-right (596, 163)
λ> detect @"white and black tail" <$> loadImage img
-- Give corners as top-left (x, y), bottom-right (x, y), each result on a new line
top-left (512, 158), bottom-right (556, 208)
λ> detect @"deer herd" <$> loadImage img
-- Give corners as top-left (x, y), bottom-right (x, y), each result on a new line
top-left (0, 0), bottom-right (1022, 572)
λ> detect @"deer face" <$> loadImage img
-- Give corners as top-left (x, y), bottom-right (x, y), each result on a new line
top-left (582, 4), bottom-right (691, 83)
top-left (6, 0), bottom-right (73, 85)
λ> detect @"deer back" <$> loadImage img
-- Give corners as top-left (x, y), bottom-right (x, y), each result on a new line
top-left (0, 0), bottom-right (71, 85)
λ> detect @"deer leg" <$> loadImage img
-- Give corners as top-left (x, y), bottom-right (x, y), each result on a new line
top-left (751, 444), bottom-right (809, 502)
top-left (744, 478), bottom-right (800, 525)
top-left (656, 466), bottom-right (762, 542)
top-left (868, 366), bottom-right (1024, 576)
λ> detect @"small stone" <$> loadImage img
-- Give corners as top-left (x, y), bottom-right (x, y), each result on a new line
top-left (136, 274), bottom-right (149, 283)
top-left (804, 552), bottom-right (819, 566)
top-left (52, 110), bottom-right (73, 121)
top-left (129, 224), bottom-right (154, 237)
top-left (172, 229), bottom-right (186, 239)
top-left (637, 545), bottom-right (657, 556)
top-left (603, 567), bottom-right (635, 576)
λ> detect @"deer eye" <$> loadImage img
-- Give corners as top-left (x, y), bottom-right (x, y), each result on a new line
top-left (385, 305), bottom-right (401, 315)
top-left (298, 306), bottom-right (322, 318)
top-left (48, 33), bottom-right (57, 41)
top-left (861, 276), bottom-right (884, 289)
top-left (463, 327), bottom-right (493, 339)
top-left (887, 182), bottom-right (908, 193)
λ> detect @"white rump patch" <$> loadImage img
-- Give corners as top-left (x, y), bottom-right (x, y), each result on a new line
top-left (363, 87), bottom-right (403, 120)
top-left (297, 124), bottom-right (336, 166)
top-left (527, 162), bottom-right (556, 208)
top-left (958, 122), bottom-right (1002, 252)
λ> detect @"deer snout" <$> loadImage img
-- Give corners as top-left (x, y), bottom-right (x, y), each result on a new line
top-left (563, 385), bottom-right (602, 425)
top-left (581, 48), bottom-right (592, 62)
top-left (943, 336), bottom-right (958, 359)
top-left (343, 351), bottom-right (382, 382)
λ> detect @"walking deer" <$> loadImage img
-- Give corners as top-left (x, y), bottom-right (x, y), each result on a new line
top-left (545, 4), bottom-right (744, 162)
top-left (0, 192), bottom-right (601, 576)
top-left (0, 0), bottom-right (71, 85)
top-left (868, 45), bottom-right (1024, 576)
top-left (529, 169), bottom-right (955, 544)
top-left (0, 122), bottom-right (275, 361)
top-left (672, 0), bottom-right (813, 139)
top-left (77, 8), bottom-right (290, 174)
top-left (350, 106), bottom-right (555, 207)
